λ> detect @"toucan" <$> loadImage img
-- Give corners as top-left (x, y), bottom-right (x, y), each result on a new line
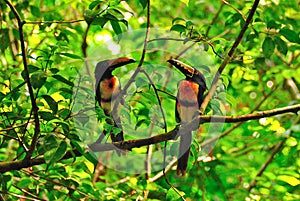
top-left (167, 59), bottom-right (207, 176)
top-left (95, 57), bottom-right (136, 145)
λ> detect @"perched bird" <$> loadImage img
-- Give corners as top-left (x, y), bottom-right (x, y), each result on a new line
top-left (167, 59), bottom-right (207, 176)
top-left (95, 57), bottom-right (136, 145)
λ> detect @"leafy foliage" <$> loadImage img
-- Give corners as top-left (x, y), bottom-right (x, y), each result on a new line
top-left (1, 0), bottom-right (300, 200)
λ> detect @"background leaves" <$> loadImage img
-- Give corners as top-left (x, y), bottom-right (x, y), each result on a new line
top-left (0, 0), bottom-right (300, 200)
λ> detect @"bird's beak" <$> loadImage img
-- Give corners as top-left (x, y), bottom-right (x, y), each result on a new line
top-left (167, 59), bottom-right (195, 78)
top-left (109, 57), bottom-right (136, 69)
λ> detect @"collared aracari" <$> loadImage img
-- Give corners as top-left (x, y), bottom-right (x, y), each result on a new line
top-left (167, 59), bottom-right (207, 176)
top-left (95, 57), bottom-right (136, 144)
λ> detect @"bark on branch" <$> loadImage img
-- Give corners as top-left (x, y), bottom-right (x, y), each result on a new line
top-left (1, 103), bottom-right (298, 173)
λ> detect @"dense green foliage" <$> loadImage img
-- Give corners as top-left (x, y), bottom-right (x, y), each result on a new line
top-left (1, 0), bottom-right (300, 200)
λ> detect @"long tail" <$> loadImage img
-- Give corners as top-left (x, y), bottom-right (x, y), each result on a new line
top-left (177, 130), bottom-right (192, 176)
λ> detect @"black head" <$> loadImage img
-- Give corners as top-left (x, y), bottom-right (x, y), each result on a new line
top-left (95, 57), bottom-right (136, 84)
top-left (167, 59), bottom-right (207, 91)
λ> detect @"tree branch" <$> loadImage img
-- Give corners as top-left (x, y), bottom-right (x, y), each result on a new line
top-left (200, 0), bottom-right (260, 114)
top-left (1, 103), bottom-right (299, 173)
top-left (0, 149), bottom-right (81, 173)
top-left (4, 0), bottom-right (40, 159)
top-left (201, 85), bottom-right (278, 147)
top-left (90, 103), bottom-right (300, 152)
top-left (111, 0), bottom-right (151, 116)
top-left (24, 19), bottom-right (85, 24)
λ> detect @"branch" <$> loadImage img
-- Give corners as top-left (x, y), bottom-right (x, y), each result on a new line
top-left (200, 0), bottom-right (260, 114)
top-left (1, 103), bottom-right (299, 173)
top-left (0, 149), bottom-right (81, 173)
top-left (111, 0), bottom-right (151, 116)
top-left (4, 0), bottom-right (40, 159)
top-left (247, 137), bottom-right (287, 191)
top-left (24, 19), bottom-right (85, 24)
top-left (205, 2), bottom-right (225, 37)
top-left (201, 85), bottom-right (278, 147)
top-left (90, 103), bottom-right (300, 152)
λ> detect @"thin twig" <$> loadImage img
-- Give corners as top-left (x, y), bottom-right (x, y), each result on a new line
top-left (4, 0), bottom-right (40, 159)
top-left (201, 85), bottom-right (278, 147)
top-left (1, 103), bottom-right (299, 173)
top-left (12, 184), bottom-right (46, 201)
top-left (141, 70), bottom-right (167, 131)
top-left (205, 2), bottom-right (225, 37)
top-left (24, 19), bottom-right (85, 24)
top-left (111, 0), bottom-right (151, 118)
top-left (200, 0), bottom-right (260, 113)
top-left (222, 0), bottom-right (246, 21)
top-left (148, 158), bottom-right (177, 183)
top-left (247, 115), bottom-right (300, 191)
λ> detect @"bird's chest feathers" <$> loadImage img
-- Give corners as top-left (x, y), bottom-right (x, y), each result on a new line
top-left (177, 80), bottom-right (199, 103)
top-left (177, 80), bottom-right (199, 123)
top-left (99, 76), bottom-right (120, 100)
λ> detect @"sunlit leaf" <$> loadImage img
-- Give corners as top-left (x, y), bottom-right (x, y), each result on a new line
top-left (42, 94), bottom-right (58, 114)
top-left (166, 187), bottom-right (185, 200)
top-left (57, 52), bottom-right (83, 60)
top-left (180, 0), bottom-right (189, 6)
top-left (277, 175), bottom-right (300, 186)
top-left (280, 27), bottom-right (300, 43)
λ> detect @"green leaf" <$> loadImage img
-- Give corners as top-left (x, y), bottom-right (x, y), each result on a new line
top-left (170, 24), bottom-right (186, 33)
top-left (92, 16), bottom-right (107, 27)
top-left (275, 36), bottom-right (288, 55)
top-left (30, 6), bottom-right (41, 17)
top-left (225, 13), bottom-right (242, 26)
top-left (44, 140), bottom-right (68, 164)
top-left (108, 8), bottom-right (124, 19)
top-left (59, 87), bottom-right (73, 99)
top-left (119, 19), bottom-right (128, 27)
top-left (138, 0), bottom-right (147, 9)
top-left (135, 77), bottom-right (149, 88)
top-left (57, 52), bottom-right (83, 60)
top-left (76, 113), bottom-right (90, 125)
top-left (27, 64), bottom-right (40, 73)
top-left (0, 28), bottom-right (9, 52)
top-left (277, 175), bottom-right (300, 186)
top-left (267, 20), bottom-right (280, 29)
top-left (89, 1), bottom-right (103, 10)
top-left (39, 111), bottom-right (57, 121)
top-left (172, 17), bottom-right (185, 25)
top-left (110, 20), bottom-right (122, 41)
top-left (49, 68), bottom-right (59, 74)
top-left (17, 178), bottom-right (33, 188)
top-left (180, 0), bottom-right (189, 6)
top-left (31, 72), bottom-right (47, 89)
top-left (71, 141), bottom-right (98, 166)
top-left (84, 9), bottom-right (97, 24)
top-left (103, 13), bottom-right (118, 21)
top-left (135, 119), bottom-right (147, 130)
top-left (166, 187), bottom-right (185, 200)
top-left (42, 95), bottom-right (58, 114)
top-left (262, 37), bottom-right (275, 57)
top-left (52, 74), bottom-right (74, 87)
top-left (186, 20), bottom-right (194, 28)
top-left (279, 27), bottom-right (300, 43)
